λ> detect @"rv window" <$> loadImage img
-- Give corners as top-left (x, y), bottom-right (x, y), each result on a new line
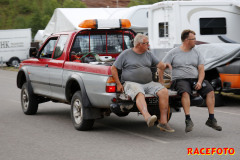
top-left (159, 22), bottom-right (168, 37)
top-left (200, 18), bottom-right (226, 35)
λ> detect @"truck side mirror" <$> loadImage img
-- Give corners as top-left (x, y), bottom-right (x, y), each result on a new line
top-left (29, 47), bottom-right (38, 58)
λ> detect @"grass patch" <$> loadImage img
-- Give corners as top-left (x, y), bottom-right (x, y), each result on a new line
top-left (0, 66), bottom-right (19, 72)
top-left (221, 92), bottom-right (240, 99)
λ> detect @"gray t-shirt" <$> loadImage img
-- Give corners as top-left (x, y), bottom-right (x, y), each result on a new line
top-left (113, 48), bottom-right (159, 84)
top-left (162, 47), bottom-right (204, 81)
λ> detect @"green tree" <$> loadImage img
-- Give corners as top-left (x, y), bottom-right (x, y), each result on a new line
top-left (63, 0), bottom-right (86, 8)
top-left (0, 0), bottom-right (86, 38)
top-left (30, 9), bottom-right (45, 38)
top-left (0, 0), bottom-right (9, 5)
top-left (128, 0), bottom-right (163, 7)
top-left (17, 0), bottom-right (33, 14)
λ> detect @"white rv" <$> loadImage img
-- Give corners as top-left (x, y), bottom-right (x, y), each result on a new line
top-left (148, 0), bottom-right (240, 59)
top-left (0, 28), bottom-right (31, 66)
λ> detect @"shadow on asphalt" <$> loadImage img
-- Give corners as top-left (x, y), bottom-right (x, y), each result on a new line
top-left (220, 93), bottom-right (240, 107)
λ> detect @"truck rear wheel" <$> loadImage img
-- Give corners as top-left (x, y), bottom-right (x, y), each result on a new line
top-left (167, 107), bottom-right (172, 122)
top-left (71, 91), bottom-right (95, 131)
top-left (155, 106), bottom-right (172, 125)
top-left (21, 83), bottom-right (38, 115)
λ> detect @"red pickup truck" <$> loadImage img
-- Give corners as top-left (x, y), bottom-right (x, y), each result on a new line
top-left (17, 19), bottom-right (203, 131)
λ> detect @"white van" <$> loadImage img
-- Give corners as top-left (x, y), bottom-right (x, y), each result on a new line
top-left (0, 28), bottom-right (31, 66)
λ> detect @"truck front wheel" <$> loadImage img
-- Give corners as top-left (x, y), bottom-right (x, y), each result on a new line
top-left (71, 91), bottom-right (95, 131)
top-left (21, 83), bottom-right (38, 115)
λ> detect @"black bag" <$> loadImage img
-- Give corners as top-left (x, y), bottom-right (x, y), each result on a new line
top-left (82, 56), bottom-right (96, 63)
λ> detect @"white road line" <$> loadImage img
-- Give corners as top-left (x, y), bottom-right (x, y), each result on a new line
top-left (98, 123), bottom-right (169, 144)
top-left (195, 107), bottom-right (240, 116)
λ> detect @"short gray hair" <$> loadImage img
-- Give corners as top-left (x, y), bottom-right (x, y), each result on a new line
top-left (134, 33), bottom-right (148, 47)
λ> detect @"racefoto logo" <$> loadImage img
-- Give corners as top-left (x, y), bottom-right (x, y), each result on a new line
top-left (187, 148), bottom-right (235, 156)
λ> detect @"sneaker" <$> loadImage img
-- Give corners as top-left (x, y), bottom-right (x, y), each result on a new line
top-left (146, 115), bottom-right (157, 127)
top-left (205, 118), bottom-right (222, 131)
top-left (185, 119), bottom-right (194, 133)
top-left (157, 123), bottom-right (175, 132)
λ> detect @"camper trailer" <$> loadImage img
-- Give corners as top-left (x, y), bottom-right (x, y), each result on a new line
top-left (148, 0), bottom-right (240, 59)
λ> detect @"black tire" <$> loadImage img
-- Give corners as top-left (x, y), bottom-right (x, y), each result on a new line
top-left (6, 62), bottom-right (11, 67)
top-left (155, 106), bottom-right (172, 125)
top-left (9, 58), bottom-right (20, 67)
top-left (71, 91), bottom-right (95, 131)
top-left (167, 112), bottom-right (172, 122)
top-left (214, 93), bottom-right (224, 107)
top-left (115, 112), bottom-right (129, 117)
top-left (21, 83), bottom-right (38, 115)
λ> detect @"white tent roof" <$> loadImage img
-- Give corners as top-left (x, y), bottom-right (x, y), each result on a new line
top-left (41, 5), bottom-right (150, 42)
top-left (34, 30), bottom-right (44, 43)
top-left (43, 8), bottom-right (125, 40)
top-left (108, 5), bottom-right (150, 30)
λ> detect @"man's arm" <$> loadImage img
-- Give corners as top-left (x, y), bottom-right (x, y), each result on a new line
top-left (157, 61), bottom-right (171, 84)
top-left (195, 64), bottom-right (205, 90)
top-left (111, 65), bottom-right (124, 92)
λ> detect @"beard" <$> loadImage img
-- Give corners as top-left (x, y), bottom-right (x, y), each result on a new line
top-left (190, 44), bottom-right (196, 49)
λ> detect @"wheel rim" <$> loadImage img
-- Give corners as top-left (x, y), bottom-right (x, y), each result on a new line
top-left (22, 88), bottom-right (29, 111)
top-left (12, 59), bottom-right (19, 66)
top-left (73, 99), bottom-right (82, 125)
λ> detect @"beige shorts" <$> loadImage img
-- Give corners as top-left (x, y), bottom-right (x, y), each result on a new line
top-left (123, 81), bottom-right (165, 101)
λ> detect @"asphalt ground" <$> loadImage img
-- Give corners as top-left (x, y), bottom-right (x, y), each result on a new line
top-left (0, 69), bottom-right (239, 160)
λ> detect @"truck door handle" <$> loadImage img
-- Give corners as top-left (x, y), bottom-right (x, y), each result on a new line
top-left (45, 64), bottom-right (48, 67)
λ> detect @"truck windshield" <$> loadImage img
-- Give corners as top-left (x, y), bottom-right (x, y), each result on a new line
top-left (71, 31), bottom-right (133, 55)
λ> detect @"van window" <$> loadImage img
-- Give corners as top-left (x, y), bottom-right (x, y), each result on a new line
top-left (71, 32), bottom-right (133, 55)
top-left (159, 22), bottom-right (168, 37)
top-left (200, 18), bottom-right (226, 35)
top-left (53, 35), bottom-right (68, 59)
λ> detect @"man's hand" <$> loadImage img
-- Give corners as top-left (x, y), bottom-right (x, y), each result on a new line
top-left (117, 83), bottom-right (124, 93)
top-left (194, 82), bottom-right (202, 90)
top-left (165, 63), bottom-right (172, 70)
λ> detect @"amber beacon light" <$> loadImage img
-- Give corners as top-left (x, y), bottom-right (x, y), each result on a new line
top-left (78, 19), bottom-right (131, 29)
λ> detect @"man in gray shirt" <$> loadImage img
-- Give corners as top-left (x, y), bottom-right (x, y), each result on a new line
top-left (111, 34), bottom-right (174, 132)
top-left (161, 29), bottom-right (222, 133)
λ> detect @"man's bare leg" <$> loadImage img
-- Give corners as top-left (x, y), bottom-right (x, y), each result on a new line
top-left (135, 92), bottom-right (151, 121)
top-left (205, 91), bottom-right (215, 114)
top-left (157, 88), bottom-right (169, 124)
top-left (181, 92), bottom-right (191, 115)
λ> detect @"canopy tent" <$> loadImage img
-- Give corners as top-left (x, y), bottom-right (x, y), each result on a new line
top-left (34, 30), bottom-right (44, 45)
top-left (34, 5), bottom-right (150, 43)
top-left (42, 8), bottom-right (123, 40)
top-left (108, 5), bottom-right (150, 34)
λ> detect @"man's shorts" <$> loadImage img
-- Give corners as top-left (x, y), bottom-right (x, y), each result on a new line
top-left (172, 79), bottom-right (213, 98)
top-left (123, 81), bottom-right (165, 101)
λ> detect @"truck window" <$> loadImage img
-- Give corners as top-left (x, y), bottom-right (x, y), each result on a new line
top-left (39, 38), bottom-right (57, 58)
top-left (53, 35), bottom-right (68, 59)
top-left (71, 32), bottom-right (133, 55)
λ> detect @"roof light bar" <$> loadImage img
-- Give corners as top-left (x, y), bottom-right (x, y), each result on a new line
top-left (78, 19), bottom-right (131, 29)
